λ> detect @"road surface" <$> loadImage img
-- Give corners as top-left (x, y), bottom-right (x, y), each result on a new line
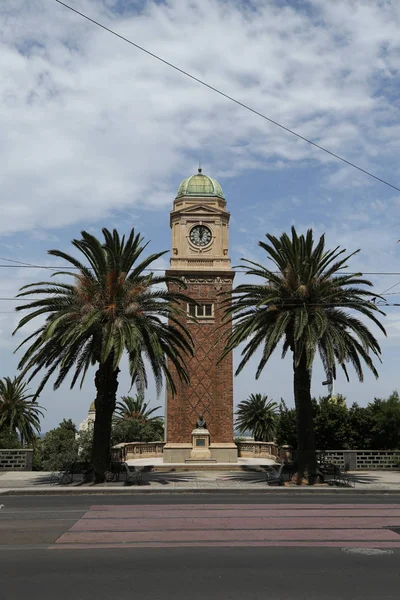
top-left (1, 493), bottom-right (400, 599)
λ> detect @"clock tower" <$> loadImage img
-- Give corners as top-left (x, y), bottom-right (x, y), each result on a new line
top-left (163, 169), bottom-right (237, 463)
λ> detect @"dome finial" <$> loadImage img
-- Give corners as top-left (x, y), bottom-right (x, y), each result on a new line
top-left (198, 159), bottom-right (202, 174)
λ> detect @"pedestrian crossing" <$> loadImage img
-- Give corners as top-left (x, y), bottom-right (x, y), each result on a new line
top-left (50, 503), bottom-right (400, 549)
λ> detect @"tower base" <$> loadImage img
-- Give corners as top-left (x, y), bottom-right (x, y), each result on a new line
top-left (163, 442), bottom-right (238, 464)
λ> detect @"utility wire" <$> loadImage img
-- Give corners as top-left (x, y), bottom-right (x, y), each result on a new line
top-left (381, 291), bottom-right (400, 295)
top-left (54, 0), bottom-right (400, 193)
top-left (1, 260), bottom-right (400, 276)
top-left (3, 290), bottom-right (392, 296)
top-left (0, 263), bottom-right (84, 270)
top-left (379, 280), bottom-right (400, 295)
top-left (0, 291), bottom-right (398, 308)
top-left (0, 296), bottom-right (398, 307)
top-left (0, 256), bottom-right (37, 266)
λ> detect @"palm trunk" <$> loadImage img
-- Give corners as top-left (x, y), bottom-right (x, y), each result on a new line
top-left (90, 357), bottom-right (120, 483)
top-left (293, 349), bottom-right (317, 485)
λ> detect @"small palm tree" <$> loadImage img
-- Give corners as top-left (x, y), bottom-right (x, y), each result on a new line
top-left (235, 394), bottom-right (277, 441)
top-left (0, 376), bottom-right (44, 445)
top-left (114, 394), bottom-right (162, 424)
top-left (222, 227), bottom-right (385, 483)
top-left (14, 228), bottom-right (193, 482)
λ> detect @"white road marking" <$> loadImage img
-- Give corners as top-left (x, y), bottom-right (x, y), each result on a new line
top-left (342, 547), bottom-right (394, 555)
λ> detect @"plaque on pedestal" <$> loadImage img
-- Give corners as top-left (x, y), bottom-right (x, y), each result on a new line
top-left (189, 428), bottom-right (211, 460)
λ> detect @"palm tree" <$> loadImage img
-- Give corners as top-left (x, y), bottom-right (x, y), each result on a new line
top-left (13, 228), bottom-right (193, 482)
top-left (0, 376), bottom-right (44, 445)
top-left (114, 394), bottom-right (162, 424)
top-left (235, 393), bottom-right (277, 441)
top-left (222, 227), bottom-right (385, 483)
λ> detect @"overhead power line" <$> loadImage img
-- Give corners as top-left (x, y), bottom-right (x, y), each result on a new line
top-left (380, 291), bottom-right (400, 295)
top-left (2, 290), bottom-right (395, 297)
top-left (0, 256), bottom-right (164, 272)
top-left (0, 256), bottom-right (35, 266)
top-left (1, 256), bottom-right (400, 276)
top-left (54, 0), bottom-right (400, 193)
top-left (0, 263), bottom-right (81, 270)
top-left (2, 262), bottom-right (400, 275)
top-left (379, 281), bottom-right (400, 295)
top-left (1, 299), bottom-right (399, 308)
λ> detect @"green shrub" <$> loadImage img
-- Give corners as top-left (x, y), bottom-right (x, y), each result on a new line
top-left (76, 429), bottom-right (93, 462)
top-left (41, 419), bottom-right (79, 471)
top-left (0, 429), bottom-right (21, 449)
top-left (111, 419), bottom-right (164, 445)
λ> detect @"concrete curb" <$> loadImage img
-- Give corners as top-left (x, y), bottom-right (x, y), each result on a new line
top-left (2, 486), bottom-right (400, 496)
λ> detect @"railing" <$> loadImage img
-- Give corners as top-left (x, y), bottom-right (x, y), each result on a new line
top-left (237, 441), bottom-right (278, 459)
top-left (109, 444), bottom-right (400, 468)
top-left (112, 442), bottom-right (166, 461)
top-left (113, 441), bottom-right (280, 461)
top-left (190, 260), bottom-right (214, 267)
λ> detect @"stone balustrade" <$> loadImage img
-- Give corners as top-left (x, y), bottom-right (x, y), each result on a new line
top-left (0, 449), bottom-right (34, 471)
top-left (236, 441), bottom-right (279, 459)
top-left (112, 440), bottom-right (280, 461)
top-left (114, 442), bottom-right (166, 460)
top-left (109, 442), bottom-right (400, 469)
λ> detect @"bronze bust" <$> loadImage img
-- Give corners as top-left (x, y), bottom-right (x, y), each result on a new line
top-left (196, 414), bottom-right (207, 429)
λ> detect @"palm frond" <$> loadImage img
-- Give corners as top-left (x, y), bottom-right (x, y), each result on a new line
top-left (13, 228), bottom-right (194, 401)
top-left (223, 227), bottom-right (385, 383)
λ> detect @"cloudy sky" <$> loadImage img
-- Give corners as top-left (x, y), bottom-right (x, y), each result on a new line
top-left (1, 0), bottom-right (399, 431)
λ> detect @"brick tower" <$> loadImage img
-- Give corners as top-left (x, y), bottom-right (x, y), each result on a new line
top-left (163, 169), bottom-right (237, 463)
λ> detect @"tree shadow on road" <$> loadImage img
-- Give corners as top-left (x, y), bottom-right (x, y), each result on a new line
top-left (348, 473), bottom-right (383, 485)
top-left (134, 469), bottom-right (198, 486)
top-left (216, 471), bottom-right (269, 485)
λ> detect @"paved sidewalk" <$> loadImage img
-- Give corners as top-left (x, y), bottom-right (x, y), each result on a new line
top-left (2, 469), bottom-right (400, 494)
top-left (124, 457), bottom-right (276, 468)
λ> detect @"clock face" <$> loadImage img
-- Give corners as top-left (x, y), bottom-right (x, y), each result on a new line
top-left (189, 225), bottom-right (212, 247)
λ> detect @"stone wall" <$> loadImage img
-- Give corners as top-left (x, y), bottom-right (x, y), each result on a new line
top-left (320, 450), bottom-right (400, 470)
top-left (0, 449), bottom-right (34, 471)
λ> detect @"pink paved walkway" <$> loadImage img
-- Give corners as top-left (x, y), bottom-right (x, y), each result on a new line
top-left (51, 503), bottom-right (400, 549)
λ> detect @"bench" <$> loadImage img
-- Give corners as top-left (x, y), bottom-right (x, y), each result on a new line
top-left (318, 462), bottom-right (354, 487)
top-left (51, 461), bottom-right (93, 485)
top-left (52, 460), bottom-right (143, 486)
top-left (104, 461), bottom-right (143, 485)
top-left (265, 463), bottom-right (285, 486)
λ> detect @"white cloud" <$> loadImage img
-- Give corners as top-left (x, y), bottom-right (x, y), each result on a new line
top-left (1, 0), bottom-right (400, 429)
top-left (1, 0), bottom-right (400, 234)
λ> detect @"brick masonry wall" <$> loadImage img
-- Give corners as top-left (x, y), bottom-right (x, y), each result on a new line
top-left (0, 449), bottom-right (33, 471)
top-left (166, 271), bottom-right (234, 444)
top-left (320, 450), bottom-right (400, 470)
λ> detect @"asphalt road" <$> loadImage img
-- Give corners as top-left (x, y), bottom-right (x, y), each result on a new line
top-left (1, 494), bottom-right (400, 600)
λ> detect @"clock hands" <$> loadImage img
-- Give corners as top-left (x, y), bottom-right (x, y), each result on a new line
top-left (190, 225), bottom-right (211, 246)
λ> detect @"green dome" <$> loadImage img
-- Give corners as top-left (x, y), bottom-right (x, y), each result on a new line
top-left (176, 168), bottom-right (224, 199)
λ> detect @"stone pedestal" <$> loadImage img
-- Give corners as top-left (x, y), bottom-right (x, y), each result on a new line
top-left (163, 429), bottom-right (238, 464)
top-left (280, 445), bottom-right (294, 462)
top-left (189, 428), bottom-right (211, 461)
top-left (209, 443), bottom-right (238, 463)
top-left (163, 443), bottom-right (193, 463)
